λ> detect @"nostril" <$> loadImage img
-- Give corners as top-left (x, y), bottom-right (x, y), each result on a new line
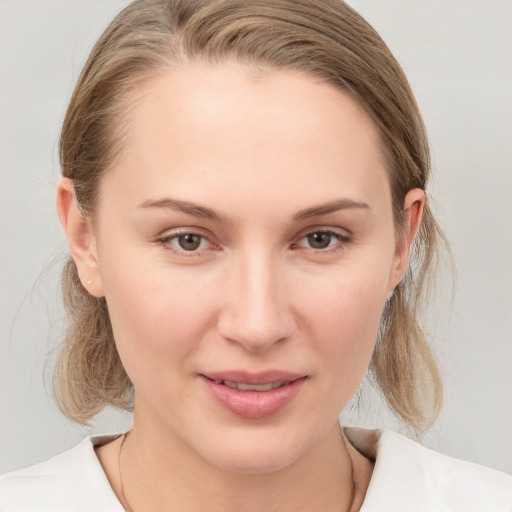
top-left (216, 262), bottom-right (295, 350)
top-left (217, 311), bottom-right (289, 350)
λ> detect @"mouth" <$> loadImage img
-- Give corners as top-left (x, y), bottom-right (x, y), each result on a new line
top-left (204, 377), bottom-right (303, 392)
top-left (200, 372), bottom-right (307, 419)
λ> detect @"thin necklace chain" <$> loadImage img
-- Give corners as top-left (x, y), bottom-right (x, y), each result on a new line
top-left (118, 431), bottom-right (134, 512)
top-left (342, 430), bottom-right (358, 512)
top-left (118, 429), bottom-right (357, 512)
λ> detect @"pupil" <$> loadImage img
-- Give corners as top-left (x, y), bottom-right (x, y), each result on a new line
top-left (178, 234), bottom-right (201, 251)
top-left (308, 232), bottom-right (331, 249)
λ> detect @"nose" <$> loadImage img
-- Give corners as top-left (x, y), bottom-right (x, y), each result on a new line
top-left (216, 250), bottom-right (295, 352)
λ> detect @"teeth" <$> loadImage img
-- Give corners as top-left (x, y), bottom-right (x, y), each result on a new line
top-left (238, 382), bottom-right (274, 391)
top-left (222, 380), bottom-right (285, 391)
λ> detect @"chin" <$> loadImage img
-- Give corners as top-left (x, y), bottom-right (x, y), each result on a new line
top-left (208, 447), bottom-right (298, 475)
top-left (195, 427), bottom-right (313, 475)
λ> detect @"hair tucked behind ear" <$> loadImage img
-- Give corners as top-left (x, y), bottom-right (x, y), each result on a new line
top-left (55, 0), bottom-right (446, 432)
top-left (371, 205), bottom-right (445, 433)
top-left (54, 260), bottom-right (133, 423)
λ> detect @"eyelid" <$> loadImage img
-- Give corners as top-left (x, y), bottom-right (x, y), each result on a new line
top-left (154, 227), bottom-right (219, 256)
top-left (153, 226), bottom-right (352, 257)
top-left (293, 227), bottom-right (352, 254)
top-left (296, 225), bottom-right (351, 240)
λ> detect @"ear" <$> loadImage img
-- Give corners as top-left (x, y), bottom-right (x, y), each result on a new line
top-left (387, 188), bottom-right (425, 293)
top-left (56, 178), bottom-right (104, 297)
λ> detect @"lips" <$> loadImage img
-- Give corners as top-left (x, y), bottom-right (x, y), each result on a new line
top-left (203, 370), bottom-right (305, 385)
top-left (222, 380), bottom-right (287, 391)
top-left (200, 371), bottom-right (307, 419)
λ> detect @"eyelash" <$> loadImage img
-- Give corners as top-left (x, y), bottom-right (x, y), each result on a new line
top-left (154, 228), bottom-right (352, 256)
top-left (154, 229), bottom-right (218, 257)
top-left (293, 229), bottom-right (352, 255)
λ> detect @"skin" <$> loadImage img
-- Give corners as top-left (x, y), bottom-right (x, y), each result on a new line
top-left (57, 62), bottom-right (424, 511)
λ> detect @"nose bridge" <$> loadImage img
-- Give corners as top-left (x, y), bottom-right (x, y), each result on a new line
top-left (218, 245), bottom-right (293, 351)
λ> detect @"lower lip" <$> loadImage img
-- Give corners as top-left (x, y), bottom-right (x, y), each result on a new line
top-left (201, 376), bottom-right (307, 419)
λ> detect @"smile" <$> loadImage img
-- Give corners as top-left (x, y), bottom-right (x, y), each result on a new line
top-left (200, 372), bottom-right (307, 419)
top-left (209, 379), bottom-right (299, 392)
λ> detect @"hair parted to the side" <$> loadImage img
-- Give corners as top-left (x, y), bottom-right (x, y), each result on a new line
top-left (56, 0), bottom-right (445, 432)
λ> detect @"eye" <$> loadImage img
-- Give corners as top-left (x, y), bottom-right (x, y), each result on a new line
top-left (305, 232), bottom-right (336, 249)
top-left (174, 233), bottom-right (204, 251)
top-left (296, 229), bottom-right (350, 252)
top-left (156, 231), bottom-right (213, 254)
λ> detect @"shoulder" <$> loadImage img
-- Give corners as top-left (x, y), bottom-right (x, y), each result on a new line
top-left (345, 427), bottom-right (512, 512)
top-left (0, 434), bottom-right (125, 512)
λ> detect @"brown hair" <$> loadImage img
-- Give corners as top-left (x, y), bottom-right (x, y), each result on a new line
top-left (56, 0), bottom-right (444, 432)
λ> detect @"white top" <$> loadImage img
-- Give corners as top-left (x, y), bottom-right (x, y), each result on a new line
top-left (0, 428), bottom-right (511, 511)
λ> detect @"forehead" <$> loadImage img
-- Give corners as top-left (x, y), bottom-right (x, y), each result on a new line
top-left (102, 62), bottom-right (391, 216)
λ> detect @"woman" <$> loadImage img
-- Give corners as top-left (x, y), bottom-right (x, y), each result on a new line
top-left (1, 0), bottom-right (510, 510)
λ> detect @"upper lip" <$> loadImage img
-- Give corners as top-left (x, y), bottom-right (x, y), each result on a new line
top-left (201, 370), bottom-right (306, 385)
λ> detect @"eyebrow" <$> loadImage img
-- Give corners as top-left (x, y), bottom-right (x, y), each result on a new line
top-left (138, 198), bottom-right (224, 222)
top-left (138, 197), bottom-right (370, 222)
top-left (293, 199), bottom-right (370, 220)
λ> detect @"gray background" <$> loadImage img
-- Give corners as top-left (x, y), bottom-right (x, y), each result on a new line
top-left (1, 0), bottom-right (511, 475)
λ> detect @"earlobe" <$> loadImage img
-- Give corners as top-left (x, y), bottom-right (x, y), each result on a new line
top-left (388, 188), bottom-right (425, 292)
top-left (56, 178), bottom-right (104, 297)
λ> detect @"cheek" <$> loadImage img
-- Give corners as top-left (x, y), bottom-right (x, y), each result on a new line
top-left (295, 260), bottom-right (390, 379)
top-left (98, 248), bottom-right (217, 381)
top-left (300, 262), bottom-right (388, 332)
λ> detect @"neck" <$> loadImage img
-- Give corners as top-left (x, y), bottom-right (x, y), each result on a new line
top-left (119, 411), bottom-right (359, 512)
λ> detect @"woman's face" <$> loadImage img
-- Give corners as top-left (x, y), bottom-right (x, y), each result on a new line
top-left (74, 63), bottom-right (419, 473)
